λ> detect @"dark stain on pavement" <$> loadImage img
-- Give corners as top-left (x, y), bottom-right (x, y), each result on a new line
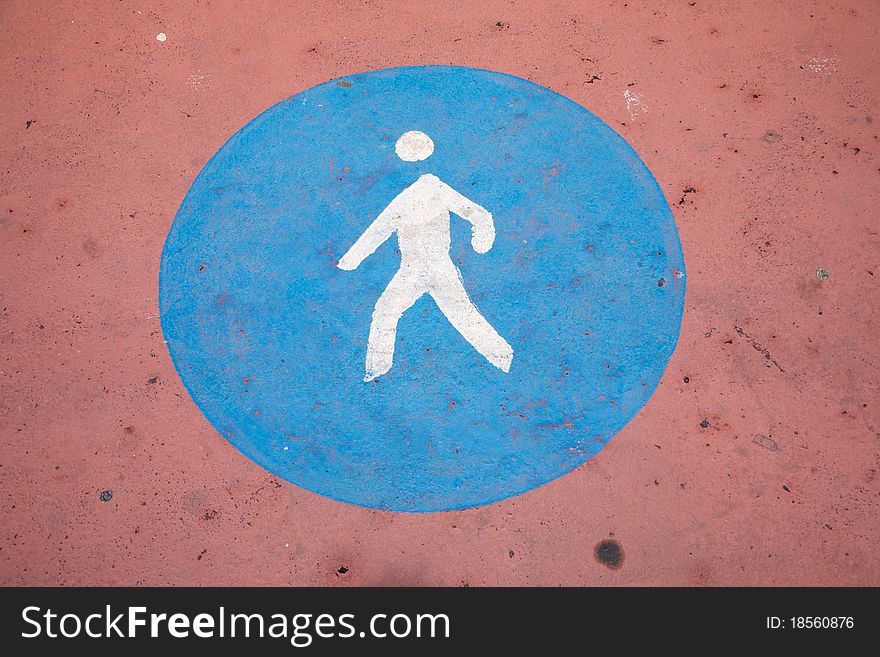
top-left (595, 539), bottom-right (623, 569)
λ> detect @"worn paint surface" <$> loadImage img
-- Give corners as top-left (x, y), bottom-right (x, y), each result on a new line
top-left (1, 0), bottom-right (878, 584)
top-left (159, 66), bottom-right (684, 511)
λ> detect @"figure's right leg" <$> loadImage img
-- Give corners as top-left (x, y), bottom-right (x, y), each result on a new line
top-left (364, 270), bottom-right (424, 381)
top-left (429, 265), bottom-right (514, 373)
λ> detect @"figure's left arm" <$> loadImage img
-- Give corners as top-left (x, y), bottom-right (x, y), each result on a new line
top-left (337, 205), bottom-right (396, 270)
top-left (439, 181), bottom-right (495, 253)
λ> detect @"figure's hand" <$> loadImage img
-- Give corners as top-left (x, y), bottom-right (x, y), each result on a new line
top-left (471, 211), bottom-right (495, 253)
top-left (337, 253), bottom-right (358, 270)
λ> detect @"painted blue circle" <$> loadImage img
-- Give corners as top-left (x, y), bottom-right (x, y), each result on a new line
top-left (160, 66), bottom-right (685, 512)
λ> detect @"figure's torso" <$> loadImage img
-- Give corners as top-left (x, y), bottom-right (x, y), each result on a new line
top-left (389, 174), bottom-right (453, 264)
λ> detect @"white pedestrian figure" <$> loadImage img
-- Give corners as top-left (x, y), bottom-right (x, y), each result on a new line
top-left (338, 130), bottom-right (514, 382)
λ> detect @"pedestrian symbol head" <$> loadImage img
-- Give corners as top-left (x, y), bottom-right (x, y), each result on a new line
top-left (395, 130), bottom-right (434, 162)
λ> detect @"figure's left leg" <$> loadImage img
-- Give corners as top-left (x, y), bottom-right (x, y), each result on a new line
top-left (364, 269), bottom-right (424, 381)
top-left (429, 265), bottom-right (513, 372)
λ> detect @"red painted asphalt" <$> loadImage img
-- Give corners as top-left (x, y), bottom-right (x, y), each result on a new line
top-left (1, 1), bottom-right (878, 585)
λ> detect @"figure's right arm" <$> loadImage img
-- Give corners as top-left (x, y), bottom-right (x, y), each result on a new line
top-left (437, 180), bottom-right (495, 254)
top-left (337, 206), bottom-right (396, 270)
